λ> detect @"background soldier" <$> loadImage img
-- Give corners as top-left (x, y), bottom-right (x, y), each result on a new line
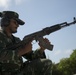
top-left (0, 11), bottom-right (52, 75)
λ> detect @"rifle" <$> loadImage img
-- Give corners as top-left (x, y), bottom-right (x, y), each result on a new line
top-left (4, 17), bottom-right (76, 51)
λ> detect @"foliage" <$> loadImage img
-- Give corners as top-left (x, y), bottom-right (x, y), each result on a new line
top-left (70, 49), bottom-right (76, 74)
top-left (52, 49), bottom-right (76, 75)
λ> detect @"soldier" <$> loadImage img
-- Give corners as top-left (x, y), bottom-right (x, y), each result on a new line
top-left (0, 11), bottom-right (52, 75)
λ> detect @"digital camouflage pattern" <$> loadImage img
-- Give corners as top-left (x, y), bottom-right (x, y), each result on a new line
top-left (0, 30), bottom-right (52, 75)
top-left (0, 31), bottom-right (23, 72)
top-left (21, 59), bottom-right (52, 75)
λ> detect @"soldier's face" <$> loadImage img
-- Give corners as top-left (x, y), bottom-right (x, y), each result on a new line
top-left (8, 19), bottom-right (19, 33)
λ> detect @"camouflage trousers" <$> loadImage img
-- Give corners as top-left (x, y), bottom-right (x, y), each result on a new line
top-left (20, 58), bottom-right (52, 75)
top-left (0, 58), bottom-right (52, 75)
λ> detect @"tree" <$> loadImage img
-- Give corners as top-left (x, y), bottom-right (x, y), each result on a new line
top-left (70, 49), bottom-right (76, 74)
top-left (52, 63), bottom-right (60, 75)
top-left (57, 58), bottom-right (72, 75)
top-left (51, 49), bottom-right (76, 75)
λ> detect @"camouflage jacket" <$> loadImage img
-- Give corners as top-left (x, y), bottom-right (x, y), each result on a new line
top-left (0, 30), bottom-right (46, 66)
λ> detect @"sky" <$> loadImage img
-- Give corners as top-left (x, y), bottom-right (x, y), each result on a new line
top-left (0, 0), bottom-right (76, 63)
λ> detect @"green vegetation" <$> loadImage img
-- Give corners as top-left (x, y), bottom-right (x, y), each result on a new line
top-left (52, 49), bottom-right (76, 75)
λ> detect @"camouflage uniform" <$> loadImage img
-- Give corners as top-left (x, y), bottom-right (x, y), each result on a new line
top-left (0, 30), bottom-right (52, 75)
